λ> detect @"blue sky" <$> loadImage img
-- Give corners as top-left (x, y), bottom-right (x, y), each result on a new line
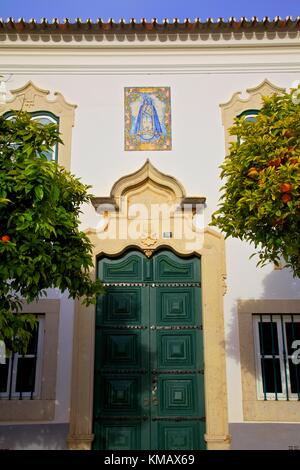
top-left (0, 0), bottom-right (299, 21)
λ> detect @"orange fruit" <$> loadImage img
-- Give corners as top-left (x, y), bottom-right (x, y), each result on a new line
top-left (281, 193), bottom-right (292, 203)
top-left (280, 183), bottom-right (292, 193)
top-left (1, 235), bottom-right (10, 242)
top-left (268, 158), bottom-right (281, 168)
top-left (247, 167), bottom-right (259, 178)
top-left (284, 129), bottom-right (295, 138)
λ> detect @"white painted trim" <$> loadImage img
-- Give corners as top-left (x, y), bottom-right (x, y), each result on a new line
top-left (2, 46), bottom-right (300, 56)
top-left (1, 63), bottom-right (300, 75)
top-left (31, 114), bottom-right (57, 124)
top-left (1, 41), bottom-right (300, 75)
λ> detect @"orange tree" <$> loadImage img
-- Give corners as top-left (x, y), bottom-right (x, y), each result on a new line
top-left (0, 112), bottom-right (103, 352)
top-left (212, 86), bottom-right (300, 275)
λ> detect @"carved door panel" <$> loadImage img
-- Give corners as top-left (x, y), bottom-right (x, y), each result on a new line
top-left (93, 251), bottom-right (205, 450)
top-left (150, 252), bottom-right (205, 450)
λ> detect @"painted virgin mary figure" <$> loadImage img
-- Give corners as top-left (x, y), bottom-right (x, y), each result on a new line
top-left (134, 95), bottom-right (162, 141)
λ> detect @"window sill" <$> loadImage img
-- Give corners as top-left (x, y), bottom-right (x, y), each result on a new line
top-left (257, 396), bottom-right (300, 401)
top-left (243, 399), bottom-right (300, 422)
top-left (0, 399), bottom-right (55, 422)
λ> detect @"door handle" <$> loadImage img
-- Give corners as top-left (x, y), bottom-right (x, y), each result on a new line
top-left (151, 383), bottom-right (158, 405)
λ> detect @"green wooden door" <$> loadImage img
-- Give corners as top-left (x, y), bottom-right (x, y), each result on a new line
top-left (93, 250), bottom-right (205, 450)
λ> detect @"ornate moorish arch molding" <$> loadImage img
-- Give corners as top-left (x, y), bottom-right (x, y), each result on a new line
top-left (220, 79), bottom-right (285, 155)
top-left (92, 159), bottom-right (206, 258)
top-left (92, 159), bottom-right (206, 213)
top-left (0, 81), bottom-right (77, 169)
top-left (68, 161), bottom-right (230, 450)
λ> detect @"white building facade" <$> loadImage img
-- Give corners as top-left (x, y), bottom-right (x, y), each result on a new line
top-left (0, 17), bottom-right (300, 450)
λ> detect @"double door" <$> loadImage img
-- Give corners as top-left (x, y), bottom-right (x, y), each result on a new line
top-left (93, 250), bottom-right (205, 450)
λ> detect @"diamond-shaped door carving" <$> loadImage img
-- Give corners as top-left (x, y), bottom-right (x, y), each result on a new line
top-left (157, 290), bottom-right (195, 324)
top-left (158, 333), bottom-right (195, 368)
top-left (103, 333), bottom-right (140, 366)
top-left (102, 377), bottom-right (140, 412)
top-left (98, 288), bottom-right (141, 324)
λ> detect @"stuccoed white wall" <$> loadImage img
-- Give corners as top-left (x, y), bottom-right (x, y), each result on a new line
top-left (2, 40), bottom-right (300, 425)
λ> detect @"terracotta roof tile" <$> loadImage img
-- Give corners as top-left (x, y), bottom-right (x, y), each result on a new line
top-left (0, 17), bottom-right (299, 34)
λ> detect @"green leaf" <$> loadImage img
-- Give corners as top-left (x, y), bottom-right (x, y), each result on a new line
top-left (34, 186), bottom-right (44, 200)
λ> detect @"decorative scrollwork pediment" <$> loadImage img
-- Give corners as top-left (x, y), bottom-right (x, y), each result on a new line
top-left (92, 159), bottom-right (205, 213)
top-left (0, 80), bottom-right (76, 169)
top-left (220, 79), bottom-right (285, 154)
top-left (90, 160), bottom-right (207, 257)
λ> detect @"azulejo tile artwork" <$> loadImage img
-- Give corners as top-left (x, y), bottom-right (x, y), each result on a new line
top-left (125, 87), bottom-right (171, 151)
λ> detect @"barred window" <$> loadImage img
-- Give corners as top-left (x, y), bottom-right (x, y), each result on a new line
top-left (253, 314), bottom-right (300, 400)
top-left (0, 317), bottom-right (44, 400)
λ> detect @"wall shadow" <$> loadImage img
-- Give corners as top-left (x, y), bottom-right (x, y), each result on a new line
top-left (0, 423), bottom-right (68, 450)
